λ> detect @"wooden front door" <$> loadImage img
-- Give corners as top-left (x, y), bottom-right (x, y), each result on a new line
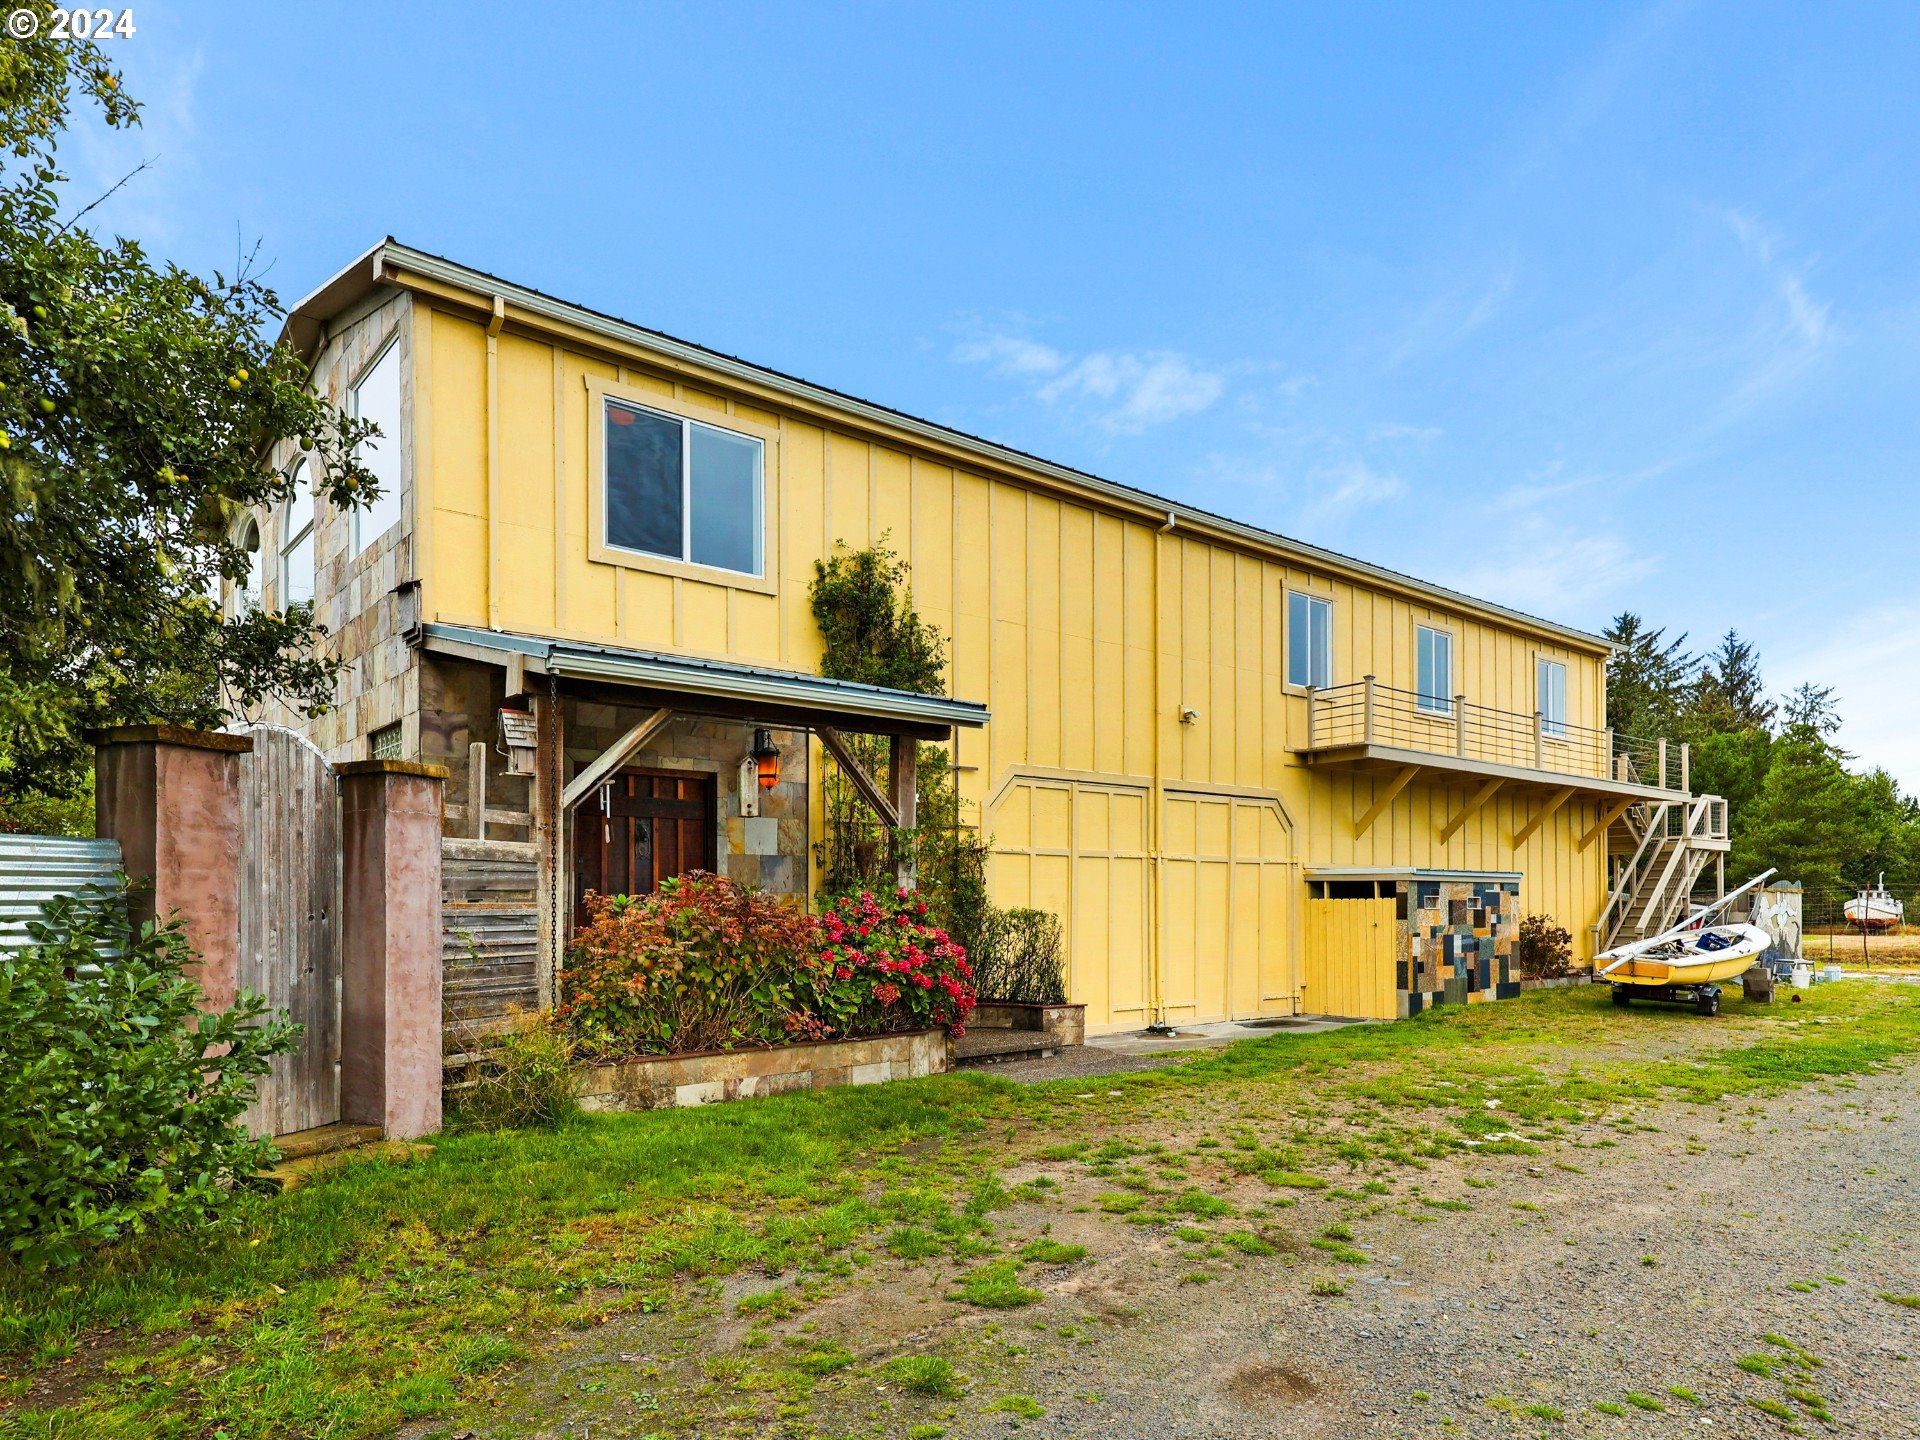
top-left (573, 768), bottom-right (717, 924)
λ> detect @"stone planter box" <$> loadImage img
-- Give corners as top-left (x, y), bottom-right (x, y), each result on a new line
top-left (970, 1001), bottom-right (1086, 1048)
top-left (576, 1028), bottom-right (951, 1113)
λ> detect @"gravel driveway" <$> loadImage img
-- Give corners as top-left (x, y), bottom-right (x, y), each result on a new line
top-left (465, 1017), bottom-right (1920, 1440)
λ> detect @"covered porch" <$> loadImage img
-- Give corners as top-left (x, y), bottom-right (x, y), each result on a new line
top-left (414, 622), bottom-right (989, 1016)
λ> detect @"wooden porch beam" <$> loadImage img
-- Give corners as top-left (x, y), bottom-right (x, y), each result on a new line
top-left (1438, 776), bottom-right (1505, 845)
top-left (890, 735), bottom-right (918, 888)
top-left (1579, 797), bottom-right (1637, 851)
top-left (1353, 765), bottom-right (1419, 839)
top-left (560, 706), bottom-right (675, 811)
top-left (1512, 785), bottom-right (1577, 848)
top-left (819, 725), bottom-right (900, 828)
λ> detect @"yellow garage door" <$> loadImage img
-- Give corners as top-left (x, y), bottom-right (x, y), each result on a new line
top-left (990, 779), bottom-right (1152, 1031)
top-left (1302, 897), bottom-right (1398, 1020)
top-left (1159, 791), bottom-right (1295, 1024)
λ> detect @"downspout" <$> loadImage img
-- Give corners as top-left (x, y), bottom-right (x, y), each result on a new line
top-left (1146, 511), bottom-right (1177, 1035)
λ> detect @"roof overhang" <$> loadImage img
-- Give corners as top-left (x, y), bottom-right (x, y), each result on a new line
top-left (1296, 742), bottom-right (1683, 804)
top-left (285, 239), bottom-right (1610, 657)
top-left (418, 622), bottom-right (988, 738)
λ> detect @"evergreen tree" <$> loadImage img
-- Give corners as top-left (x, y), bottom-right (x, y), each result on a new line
top-left (1603, 613), bottom-right (1695, 739)
top-left (1688, 630), bottom-right (1774, 733)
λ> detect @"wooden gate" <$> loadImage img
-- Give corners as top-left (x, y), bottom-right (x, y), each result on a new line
top-left (1302, 896), bottom-right (1397, 1020)
top-left (235, 725), bottom-right (341, 1136)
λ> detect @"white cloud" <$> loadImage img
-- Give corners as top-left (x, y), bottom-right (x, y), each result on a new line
top-left (953, 327), bottom-right (1225, 434)
top-left (1306, 457), bottom-right (1407, 524)
top-left (1456, 512), bottom-right (1658, 615)
top-left (1715, 208), bottom-right (1835, 406)
top-left (1771, 601), bottom-right (1920, 794)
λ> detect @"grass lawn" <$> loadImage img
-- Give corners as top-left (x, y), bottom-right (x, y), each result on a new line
top-left (4, 981), bottom-right (1918, 1438)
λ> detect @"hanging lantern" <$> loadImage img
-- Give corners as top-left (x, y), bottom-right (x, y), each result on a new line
top-left (751, 728), bottom-right (781, 790)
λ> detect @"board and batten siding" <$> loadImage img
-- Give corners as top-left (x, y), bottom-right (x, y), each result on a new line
top-left (408, 301), bottom-right (1611, 1029)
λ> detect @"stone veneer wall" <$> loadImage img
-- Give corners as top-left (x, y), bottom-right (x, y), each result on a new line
top-left (1397, 878), bottom-right (1521, 1018)
top-left (577, 1028), bottom-right (949, 1111)
top-left (564, 698), bottom-right (809, 898)
top-left (245, 290), bottom-right (420, 765)
top-left (419, 655), bottom-right (533, 840)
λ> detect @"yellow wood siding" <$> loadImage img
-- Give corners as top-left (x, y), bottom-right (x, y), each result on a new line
top-left (1303, 896), bottom-right (1399, 1020)
top-left (410, 302), bottom-right (1613, 1032)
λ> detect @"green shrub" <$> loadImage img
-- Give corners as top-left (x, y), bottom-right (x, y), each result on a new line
top-left (1514, 913), bottom-right (1575, 979)
top-left (0, 885), bottom-right (295, 1269)
top-left (975, 908), bottom-right (1067, 1004)
top-left (451, 1025), bottom-right (579, 1131)
top-left (884, 1353), bottom-right (963, 1397)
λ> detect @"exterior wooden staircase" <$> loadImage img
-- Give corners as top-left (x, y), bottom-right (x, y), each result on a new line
top-left (1595, 793), bottom-right (1731, 953)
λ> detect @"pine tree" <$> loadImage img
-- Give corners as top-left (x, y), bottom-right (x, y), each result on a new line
top-left (1603, 613), bottom-right (1695, 740)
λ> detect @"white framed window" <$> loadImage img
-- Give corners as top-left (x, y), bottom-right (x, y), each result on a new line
top-left (1416, 624), bottom-right (1453, 714)
top-left (603, 396), bottom-right (764, 577)
top-left (1538, 658), bottom-right (1568, 738)
top-left (1287, 591), bottom-right (1332, 689)
top-left (351, 337), bottom-right (403, 557)
top-left (280, 459), bottom-right (315, 610)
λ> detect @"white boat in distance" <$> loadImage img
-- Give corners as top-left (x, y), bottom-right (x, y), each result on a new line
top-left (1845, 875), bottom-right (1905, 931)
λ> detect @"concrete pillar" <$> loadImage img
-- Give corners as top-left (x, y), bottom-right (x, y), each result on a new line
top-left (93, 724), bottom-right (252, 1010)
top-left (339, 759), bottom-right (447, 1138)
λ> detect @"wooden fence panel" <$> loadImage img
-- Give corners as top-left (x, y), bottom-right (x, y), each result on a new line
top-left (442, 837), bottom-right (540, 1051)
top-left (235, 725), bottom-right (341, 1137)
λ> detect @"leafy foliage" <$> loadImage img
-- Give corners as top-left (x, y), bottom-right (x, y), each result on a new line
top-left (0, 883), bottom-right (295, 1269)
top-left (974, 907), bottom-right (1068, 1003)
top-left (561, 876), bottom-right (823, 1058)
top-left (0, 33), bottom-right (377, 809)
top-left (560, 875), bottom-right (975, 1059)
top-left (1512, 913), bottom-right (1574, 980)
top-left (808, 538), bottom-right (947, 694)
top-left (451, 1025), bottom-right (579, 1132)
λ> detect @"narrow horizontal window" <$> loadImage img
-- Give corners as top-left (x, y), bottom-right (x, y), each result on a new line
top-left (1416, 625), bottom-right (1452, 714)
top-left (604, 398), bottom-right (763, 577)
top-left (1287, 592), bottom-right (1332, 689)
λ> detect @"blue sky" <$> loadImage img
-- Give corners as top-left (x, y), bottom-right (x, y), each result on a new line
top-left (69, 2), bottom-right (1920, 784)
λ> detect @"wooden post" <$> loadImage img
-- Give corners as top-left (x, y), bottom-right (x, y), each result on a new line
top-left (467, 740), bottom-right (487, 840)
top-left (1362, 674), bottom-right (1376, 745)
top-left (1305, 685), bottom-right (1317, 748)
top-left (1533, 711), bottom-right (1545, 770)
top-left (1657, 738), bottom-right (1669, 790)
top-left (1679, 742), bottom-right (1691, 796)
top-left (1455, 693), bottom-right (1468, 757)
top-left (1603, 728), bottom-right (1613, 782)
top-left (889, 734), bottom-right (918, 890)
top-left (531, 685), bottom-right (564, 1013)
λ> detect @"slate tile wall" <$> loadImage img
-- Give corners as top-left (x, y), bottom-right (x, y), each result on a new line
top-left (1396, 878), bottom-right (1521, 1018)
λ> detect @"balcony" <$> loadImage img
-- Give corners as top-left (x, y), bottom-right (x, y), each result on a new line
top-left (1295, 676), bottom-right (1690, 820)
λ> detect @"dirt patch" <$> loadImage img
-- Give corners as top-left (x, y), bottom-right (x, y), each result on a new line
top-left (1224, 1360), bottom-right (1320, 1405)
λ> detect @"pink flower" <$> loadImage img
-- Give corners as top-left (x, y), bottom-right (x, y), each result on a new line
top-left (834, 965), bottom-right (853, 981)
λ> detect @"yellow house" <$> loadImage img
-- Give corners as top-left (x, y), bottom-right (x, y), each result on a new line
top-left (243, 240), bottom-right (1726, 1035)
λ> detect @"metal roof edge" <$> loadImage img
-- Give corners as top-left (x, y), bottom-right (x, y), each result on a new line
top-left (419, 623), bottom-right (989, 728)
top-left (1305, 867), bottom-right (1525, 882)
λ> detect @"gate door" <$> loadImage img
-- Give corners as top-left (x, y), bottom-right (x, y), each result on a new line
top-left (1303, 894), bottom-right (1397, 1020)
top-left (235, 725), bottom-right (341, 1136)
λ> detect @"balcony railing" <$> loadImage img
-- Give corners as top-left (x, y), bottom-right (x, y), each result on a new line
top-left (1301, 676), bottom-right (1688, 791)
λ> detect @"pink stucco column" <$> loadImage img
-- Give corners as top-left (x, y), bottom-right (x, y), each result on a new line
top-left (93, 724), bottom-right (252, 1011)
top-left (339, 759), bottom-right (447, 1139)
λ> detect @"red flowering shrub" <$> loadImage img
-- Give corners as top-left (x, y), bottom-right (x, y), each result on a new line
top-left (799, 888), bottom-right (976, 1038)
top-left (560, 875), bottom-right (819, 1059)
top-left (560, 877), bottom-right (976, 1060)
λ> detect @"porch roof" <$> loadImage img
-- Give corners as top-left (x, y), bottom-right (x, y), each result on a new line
top-left (419, 623), bottom-right (990, 734)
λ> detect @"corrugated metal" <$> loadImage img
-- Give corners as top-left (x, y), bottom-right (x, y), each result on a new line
top-left (0, 833), bottom-right (123, 956)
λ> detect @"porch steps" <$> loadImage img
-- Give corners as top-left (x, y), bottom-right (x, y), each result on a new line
top-left (954, 1029), bottom-right (1063, 1067)
top-left (264, 1122), bottom-right (429, 1193)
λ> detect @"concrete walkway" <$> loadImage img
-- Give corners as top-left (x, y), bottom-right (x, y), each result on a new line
top-left (972, 1014), bottom-right (1370, 1084)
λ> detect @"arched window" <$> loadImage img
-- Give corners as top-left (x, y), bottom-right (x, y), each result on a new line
top-left (236, 518), bottom-right (263, 615)
top-left (281, 458), bottom-right (315, 609)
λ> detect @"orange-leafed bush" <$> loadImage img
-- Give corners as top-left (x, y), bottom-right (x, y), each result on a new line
top-left (561, 874), bottom-right (821, 1058)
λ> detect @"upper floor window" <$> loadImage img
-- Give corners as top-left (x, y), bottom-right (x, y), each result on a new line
top-left (1537, 658), bottom-right (1567, 738)
top-left (352, 338), bottom-right (403, 557)
top-left (280, 459), bottom-right (315, 609)
top-left (1287, 591), bottom-right (1332, 689)
top-left (1416, 624), bottom-right (1453, 714)
top-left (604, 397), bottom-right (763, 577)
